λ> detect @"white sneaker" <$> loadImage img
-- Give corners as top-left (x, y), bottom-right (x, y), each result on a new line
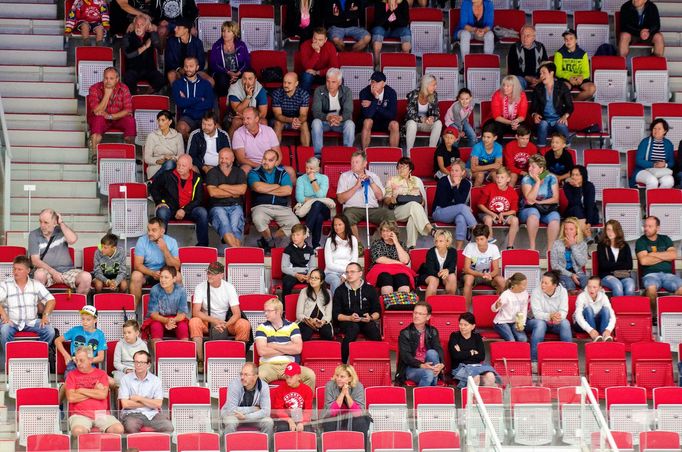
top-left (593, 335), bottom-right (603, 342)
top-left (531, 362), bottom-right (538, 373)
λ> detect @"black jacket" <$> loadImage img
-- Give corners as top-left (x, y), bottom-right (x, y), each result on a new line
top-left (373, 0), bottom-right (409, 31)
top-left (531, 80), bottom-right (574, 118)
top-left (563, 181), bottom-right (599, 226)
top-left (151, 0), bottom-right (198, 24)
top-left (332, 281), bottom-right (381, 322)
top-left (187, 128), bottom-right (232, 173)
top-left (596, 242), bottom-right (633, 279)
top-left (323, 0), bottom-right (363, 28)
top-left (396, 323), bottom-right (444, 383)
top-left (122, 31), bottom-right (161, 73)
top-left (419, 247), bottom-right (457, 279)
top-left (620, 0), bottom-right (660, 36)
top-left (150, 170), bottom-right (203, 213)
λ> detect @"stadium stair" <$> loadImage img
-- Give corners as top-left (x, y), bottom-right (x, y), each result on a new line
top-left (658, 0), bottom-right (682, 101)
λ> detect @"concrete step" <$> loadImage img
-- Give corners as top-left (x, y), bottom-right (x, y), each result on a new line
top-left (8, 129), bottom-right (84, 147)
top-left (669, 61), bottom-right (682, 78)
top-left (11, 163), bottom-right (96, 180)
top-left (0, 81), bottom-right (74, 98)
top-left (664, 47), bottom-right (682, 61)
top-left (2, 97), bottom-right (78, 115)
top-left (5, 113), bottom-right (85, 131)
top-left (658, 3), bottom-right (682, 15)
top-left (661, 32), bottom-right (681, 48)
top-left (671, 78), bottom-right (682, 100)
top-left (0, 49), bottom-right (66, 66)
top-left (0, 33), bottom-right (63, 50)
top-left (0, 18), bottom-right (63, 35)
top-left (0, 3), bottom-right (57, 19)
top-left (12, 146), bottom-right (89, 164)
top-left (661, 16), bottom-right (682, 33)
top-left (11, 214), bottom-right (108, 232)
top-left (6, 230), bottom-right (107, 250)
top-left (10, 196), bottom-right (102, 214)
top-left (11, 180), bottom-right (97, 198)
top-left (0, 65), bottom-right (74, 83)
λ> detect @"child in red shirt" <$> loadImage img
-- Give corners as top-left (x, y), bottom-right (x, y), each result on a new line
top-left (65, 0), bottom-right (110, 46)
top-left (271, 362), bottom-right (314, 432)
top-left (503, 125), bottom-right (538, 187)
top-left (477, 167), bottom-right (520, 249)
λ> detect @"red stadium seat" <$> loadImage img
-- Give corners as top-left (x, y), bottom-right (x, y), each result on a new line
top-left (366, 386), bottom-right (409, 431)
top-left (321, 431), bottom-right (365, 452)
top-left (532, 10), bottom-right (567, 55)
top-left (16, 387), bottom-right (59, 447)
top-left (584, 341), bottom-right (628, 398)
top-left (583, 148), bottom-right (621, 201)
top-left (380, 53), bottom-right (417, 100)
top-left (27, 434), bottom-right (70, 452)
top-left (537, 342), bottom-right (580, 392)
top-left (348, 341), bottom-right (392, 387)
top-left (338, 52), bottom-right (374, 100)
top-left (653, 386), bottom-right (682, 439)
top-left (463, 54), bottom-right (500, 104)
top-left (169, 386), bottom-right (212, 437)
top-left (645, 189), bottom-right (682, 242)
top-left (109, 182), bottom-right (148, 239)
top-left (225, 432), bottom-right (269, 452)
top-left (501, 249), bottom-right (541, 295)
top-left (573, 10), bottom-right (609, 57)
top-left (413, 386), bottom-right (457, 433)
top-left (409, 8), bottom-right (445, 57)
top-left (605, 386), bottom-right (648, 442)
top-left (370, 431), bottom-right (413, 452)
top-left (301, 340), bottom-right (342, 388)
top-left (155, 341), bottom-right (197, 397)
top-left (274, 431), bottom-right (317, 452)
top-left (631, 341), bottom-right (674, 398)
top-left (204, 340), bottom-right (246, 398)
top-left (489, 341), bottom-right (533, 387)
top-left (422, 53), bottom-right (459, 101)
top-left (238, 5), bottom-right (275, 52)
top-left (612, 296), bottom-right (653, 350)
top-left (176, 433), bottom-right (220, 452)
top-left (652, 102), bottom-right (682, 147)
top-left (632, 56), bottom-right (669, 105)
top-left (557, 385), bottom-right (600, 445)
top-left (657, 296), bottom-right (682, 347)
top-left (126, 433), bottom-right (171, 452)
top-left (592, 56), bottom-right (628, 103)
top-left (602, 188), bottom-right (642, 242)
top-left (640, 431), bottom-right (680, 451)
top-left (567, 102), bottom-right (607, 148)
top-left (197, 3), bottom-right (232, 52)
top-left (510, 386), bottom-right (553, 445)
top-left (250, 50), bottom-right (288, 89)
top-left (472, 295), bottom-right (500, 340)
top-left (426, 295), bottom-right (467, 341)
top-left (411, 147), bottom-right (437, 187)
top-left (608, 102), bottom-right (646, 153)
top-left (77, 433), bottom-right (122, 452)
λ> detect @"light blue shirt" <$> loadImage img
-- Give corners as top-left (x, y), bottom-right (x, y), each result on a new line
top-left (134, 234), bottom-right (179, 272)
top-left (295, 173), bottom-right (330, 204)
top-left (118, 371), bottom-right (163, 420)
top-left (468, 141), bottom-right (503, 168)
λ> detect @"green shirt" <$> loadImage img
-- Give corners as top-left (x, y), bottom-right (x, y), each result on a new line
top-left (635, 234), bottom-right (674, 275)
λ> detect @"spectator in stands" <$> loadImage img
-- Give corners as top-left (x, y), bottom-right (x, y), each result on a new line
top-left (369, 220), bottom-right (412, 295)
top-left (109, 0), bottom-right (154, 38)
top-left (64, 0), bottom-right (109, 46)
top-left (574, 277), bottom-right (616, 342)
top-left (333, 262), bottom-right (382, 363)
top-left (122, 14), bottom-right (164, 95)
top-left (554, 29), bottom-right (595, 101)
top-left (396, 302), bottom-right (445, 386)
top-left (144, 110), bottom-right (185, 180)
top-left (384, 157), bottom-right (434, 249)
top-left (478, 167), bottom-right (520, 249)
top-left (221, 362), bottom-right (274, 434)
top-left (564, 165), bottom-right (599, 240)
top-left (619, 0), bottom-right (664, 58)
top-left (255, 298), bottom-right (316, 389)
top-left (299, 28), bottom-right (339, 92)
top-left (0, 255), bottom-right (55, 350)
top-left (226, 69), bottom-right (269, 137)
top-left (519, 154), bottom-right (560, 252)
top-left (191, 261), bottom-right (251, 371)
top-left (444, 88), bottom-right (477, 147)
top-left (597, 220), bottom-right (636, 297)
top-left (360, 71), bottom-right (399, 150)
top-left (295, 156), bottom-right (333, 249)
top-left (504, 126), bottom-right (538, 187)
top-left (165, 19), bottom-right (207, 85)
top-left (209, 21), bottom-right (250, 97)
top-left (130, 217), bottom-right (181, 307)
top-left (296, 268), bottom-right (334, 340)
top-left (320, 364), bottom-right (370, 434)
top-left (337, 150), bottom-right (394, 248)
top-left (470, 123), bottom-right (503, 187)
top-left (87, 67), bottom-right (136, 163)
top-left (544, 132), bottom-right (574, 183)
top-left (550, 217), bottom-right (588, 291)
top-left (187, 112), bottom-right (231, 176)
top-left (56, 306), bottom-right (107, 386)
top-left (284, 0), bottom-right (320, 42)
top-left (282, 224), bottom-right (318, 298)
top-left (371, 0), bottom-right (411, 63)
top-left (527, 270), bottom-right (571, 362)
top-left (66, 346), bottom-right (124, 438)
top-left (272, 72), bottom-right (311, 147)
top-left (324, 215), bottom-right (359, 295)
top-left (433, 127), bottom-right (460, 179)
top-left (454, 0), bottom-right (495, 59)
top-left (150, 154), bottom-right (209, 247)
top-left (405, 74), bottom-right (442, 153)
top-left (488, 76), bottom-right (528, 142)
top-left (507, 25), bottom-right (548, 90)
top-left (206, 148), bottom-right (247, 248)
top-left (418, 230), bottom-right (458, 298)
top-left (143, 265), bottom-right (189, 345)
top-left (118, 350), bottom-right (173, 433)
top-left (311, 68), bottom-right (355, 156)
top-left (30, 209), bottom-right (92, 295)
top-left (462, 224), bottom-right (505, 309)
top-left (491, 273), bottom-right (529, 342)
top-left (171, 56), bottom-right (215, 141)
top-left (630, 118), bottom-right (675, 189)
top-left (531, 62), bottom-right (573, 147)
top-left (432, 159), bottom-right (477, 250)
top-left (248, 149), bottom-right (300, 255)
top-left (92, 233), bottom-right (128, 294)
top-left (271, 362), bottom-right (314, 432)
top-left (449, 312), bottom-right (498, 388)
top-left (112, 320), bottom-right (148, 385)
top-left (151, 0), bottom-right (197, 43)
top-left (323, 0), bottom-right (371, 52)
top-left (636, 215), bottom-right (682, 304)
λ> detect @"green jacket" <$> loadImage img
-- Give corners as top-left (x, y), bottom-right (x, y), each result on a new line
top-left (554, 45), bottom-right (590, 81)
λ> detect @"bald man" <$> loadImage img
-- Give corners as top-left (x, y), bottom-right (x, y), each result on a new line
top-left (271, 72), bottom-right (311, 147)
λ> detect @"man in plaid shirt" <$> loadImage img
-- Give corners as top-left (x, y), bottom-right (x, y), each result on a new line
top-left (0, 255), bottom-right (56, 349)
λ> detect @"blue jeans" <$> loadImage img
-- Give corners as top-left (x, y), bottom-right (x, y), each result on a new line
top-left (325, 271), bottom-right (344, 297)
top-left (642, 272), bottom-right (682, 292)
top-left (432, 204), bottom-right (477, 241)
top-left (371, 26), bottom-right (412, 43)
top-left (526, 318), bottom-right (572, 361)
top-left (311, 119), bottom-right (356, 156)
top-left (305, 201), bottom-right (331, 249)
top-left (0, 322), bottom-right (55, 349)
top-left (404, 349), bottom-right (441, 386)
top-left (157, 205), bottom-right (209, 246)
top-left (559, 272), bottom-right (588, 290)
top-left (601, 275), bottom-right (636, 297)
top-left (516, 75), bottom-right (528, 90)
top-left (580, 306), bottom-right (611, 335)
top-left (518, 207), bottom-right (561, 226)
top-left (494, 322), bottom-right (527, 342)
top-left (536, 120), bottom-right (570, 147)
top-left (154, 159), bottom-right (177, 178)
top-left (460, 120), bottom-right (478, 146)
top-left (300, 71), bottom-right (324, 92)
top-left (209, 205), bottom-right (245, 241)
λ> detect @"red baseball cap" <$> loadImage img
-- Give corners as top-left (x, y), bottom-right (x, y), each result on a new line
top-left (283, 362), bottom-right (301, 377)
top-left (443, 126), bottom-right (459, 137)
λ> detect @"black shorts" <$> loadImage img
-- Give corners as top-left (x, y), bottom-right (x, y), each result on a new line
top-left (376, 272), bottom-right (411, 290)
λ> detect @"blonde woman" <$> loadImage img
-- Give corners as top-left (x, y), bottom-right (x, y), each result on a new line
top-left (488, 75), bottom-right (528, 142)
top-left (418, 230), bottom-right (458, 298)
top-left (144, 110), bottom-right (185, 179)
top-left (550, 216), bottom-right (588, 291)
top-left (295, 156), bottom-right (333, 248)
top-left (384, 157), bottom-right (434, 249)
top-left (405, 74), bottom-right (442, 152)
top-left (209, 21), bottom-right (250, 97)
top-left (320, 364), bottom-right (370, 434)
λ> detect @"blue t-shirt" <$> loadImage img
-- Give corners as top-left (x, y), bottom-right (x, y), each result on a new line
top-left (468, 141), bottom-right (503, 168)
top-left (228, 88), bottom-right (267, 106)
top-left (564, 248), bottom-right (574, 272)
top-left (247, 167), bottom-right (293, 188)
top-left (521, 173), bottom-right (558, 206)
top-left (63, 326), bottom-right (107, 357)
top-left (134, 234), bottom-right (179, 272)
top-left (543, 89), bottom-right (559, 123)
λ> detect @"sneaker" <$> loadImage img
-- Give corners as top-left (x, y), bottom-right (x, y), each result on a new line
top-left (488, 237), bottom-right (497, 244)
top-left (593, 335), bottom-right (603, 342)
top-left (430, 224), bottom-right (438, 237)
top-left (507, 246), bottom-right (515, 250)
top-left (466, 228), bottom-right (472, 242)
top-left (604, 335), bottom-right (613, 342)
top-left (257, 237), bottom-right (272, 255)
top-left (531, 362), bottom-right (538, 374)
top-left (197, 360), bottom-right (204, 374)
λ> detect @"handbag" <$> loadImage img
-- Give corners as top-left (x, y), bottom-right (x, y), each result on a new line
top-left (646, 167), bottom-right (673, 179)
top-left (260, 66), bottom-right (283, 84)
top-left (528, 203), bottom-right (558, 215)
top-left (383, 291), bottom-right (419, 311)
top-left (395, 194), bottom-right (423, 206)
top-left (612, 270), bottom-right (632, 279)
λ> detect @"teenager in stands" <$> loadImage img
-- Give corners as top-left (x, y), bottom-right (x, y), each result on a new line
top-left (573, 276), bottom-right (616, 342)
top-left (418, 230), bottom-right (458, 299)
top-left (519, 154), bottom-right (560, 252)
top-left (596, 219), bottom-right (636, 297)
top-left (503, 125), bottom-right (537, 187)
top-left (477, 167), bottom-right (520, 249)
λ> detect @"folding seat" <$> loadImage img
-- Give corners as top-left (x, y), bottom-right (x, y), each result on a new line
top-left (127, 432), bottom-right (172, 452)
top-left (339, 52), bottom-right (374, 100)
top-left (592, 56), bottom-right (628, 104)
top-left (409, 249), bottom-right (429, 292)
top-left (583, 149), bottom-right (621, 201)
top-left (410, 146), bottom-right (437, 186)
top-left (6, 341), bottom-right (49, 399)
top-left (238, 294), bottom-right (271, 338)
top-left (519, 0), bottom-right (554, 10)
top-left (97, 143), bottom-right (136, 197)
top-left (422, 54), bottom-right (459, 101)
top-left (532, 10), bottom-right (567, 56)
top-left (652, 103), bottom-right (682, 148)
top-left (489, 342), bottom-right (533, 387)
top-left (367, 147), bottom-right (403, 185)
top-left (204, 340), bottom-right (245, 398)
top-left (132, 95), bottom-right (170, 146)
top-left (602, 188), bottom-right (642, 242)
top-left (76, 46), bottom-right (113, 97)
top-left (197, 3), bottom-right (232, 52)
top-left (0, 245), bottom-right (26, 282)
top-left (16, 387), bottom-right (60, 447)
top-left (584, 341), bottom-right (627, 397)
top-left (631, 341), bottom-right (674, 398)
top-left (567, 102), bottom-right (607, 149)
top-left (155, 341), bottom-right (197, 397)
top-left (632, 56), bottom-right (670, 105)
top-left (461, 386), bottom-right (505, 439)
top-left (323, 163), bottom-right (352, 197)
top-left (645, 189), bottom-right (682, 241)
top-left (557, 386), bottom-right (600, 445)
top-left (301, 340), bottom-right (342, 388)
top-left (348, 341), bottom-right (392, 388)
top-left (606, 386), bottom-right (650, 444)
top-left (573, 11), bottom-right (609, 57)
top-left (591, 431), bottom-right (634, 451)
top-left (418, 430), bottom-right (460, 451)
top-left (410, 8), bottom-right (444, 57)
top-left (600, 0), bottom-right (623, 13)
top-left (657, 296), bottom-right (682, 350)
top-left (383, 307), bottom-right (414, 352)
top-left (322, 146), bottom-right (356, 165)
top-left (471, 295), bottom-right (500, 340)
top-left (493, 9), bottom-right (525, 45)
top-left (225, 432), bottom-right (269, 452)
top-left (426, 295), bottom-right (468, 341)
top-left (510, 386), bottom-right (554, 446)
top-left (50, 293), bottom-right (85, 342)
top-left (179, 246), bottom-right (219, 299)
top-left (464, 54), bottom-right (500, 104)
top-left (370, 431), bottom-right (413, 452)
top-left (78, 433), bottom-right (122, 452)
top-left (93, 293), bottom-right (135, 341)
top-left (176, 432), bottom-right (221, 452)
top-left (109, 182), bottom-right (148, 239)
top-left (381, 53), bottom-right (418, 100)
top-left (26, 433), bottom-right (70, 452)
top-left (273, 431), bottom-right (317, 452)
top-left (640, 432), bottom-right (681, 451)
top-left (322, 431), bottom-right (366, 452)
top-left (238, 5), bottom-right (275, 51)
top-left (561, 0), bottom-right (596, 13)
top-left (501, 249), bottom-right (541, 295)
top-left (250, 50), bottom-right (288, 90)
top-left (225, 247), bottom-right (265, 296)
top-left (169, 386), bottom-right (212, 441)
top-left (414, 386), bottom-right (457, 433)
top-left (537, 342), bottom-right (580, 391)
top-left (608, 102), bottom-right (646, 153)
top-left (653, 387), bottom-right (682, 439)
top-left (612, 296), bottom-right (653, 350)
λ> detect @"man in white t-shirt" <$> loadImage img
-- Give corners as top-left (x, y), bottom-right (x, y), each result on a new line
top-left (462, 224), bottom-right (505, 310)
top-left (189, 261), bottom-right (251, 371)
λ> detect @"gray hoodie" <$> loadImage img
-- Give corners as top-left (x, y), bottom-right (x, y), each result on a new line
top-left (530, 284), bottom-right (568, 322)
top-left (221, 377), bottom-right (271, 420)
top-left (114, 337), bottom-right (149, 372)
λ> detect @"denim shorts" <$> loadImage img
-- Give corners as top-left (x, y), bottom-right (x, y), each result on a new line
top-left (642, 271), bottom-right (682, 292)
top-left (519, 207), bottom-right (561, 225)
top-left (371, 26), bottom-right (412, 43)
top-left (328, 26), bottom-right (370, 42)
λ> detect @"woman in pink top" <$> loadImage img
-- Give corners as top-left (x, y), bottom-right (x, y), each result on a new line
top-left (320, 364), bottom-right (370, 434)
top-left (487, 75), bottom-right (528, 143)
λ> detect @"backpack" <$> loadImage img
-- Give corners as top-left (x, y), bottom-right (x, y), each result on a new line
top-left (595, 43), bottom-right (617, 56)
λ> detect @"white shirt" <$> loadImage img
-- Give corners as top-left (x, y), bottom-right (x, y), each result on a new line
top-left (328, 92), bottom-right (341, 115)
top-left (463, 242), bottom-right (501, 273)
top-left (118, 371), bottom-right (163, 420)
top-left (417, 101), bottom-right (428, 116)
top-left (324, 236), bottom-right (359, 274)
top-left (203, 132), bottom-right (219, 167)
top-left (193, 280), bottom-right (240, 321)
top-left (0, 278), bottom-right (53, 328)
top-left (336, 170), bottom-right (385, 209)
top-left (435, 249), bottom-right (447, 271)
top-left (610, 246), bottom-right (620, 261)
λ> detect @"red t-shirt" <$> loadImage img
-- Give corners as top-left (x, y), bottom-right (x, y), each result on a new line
top-left (480, 183), bottom-right (519, 214)
top-left (503, 141), bottom-right (538, 175)
top-left (65, 367), bottom-right (110, 419)
top-left (271, 382), bottom-right (313, 423)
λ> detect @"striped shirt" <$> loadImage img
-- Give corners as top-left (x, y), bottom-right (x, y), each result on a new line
top-left (271, 87), bottom-right (310, 119)
top-left (255, 319), bottom-right (301, 364)
top-left (650, 139), bottom-right (667, 163)
top-left (0, 278), bottom-right (54, 327)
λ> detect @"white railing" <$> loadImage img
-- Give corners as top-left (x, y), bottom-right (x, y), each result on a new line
top-left (0, 93), bottom-right (12, 237)
top-left (581, 376), bottom-right (620, 452)
top-left (466, 376), bottom-right (504, 452)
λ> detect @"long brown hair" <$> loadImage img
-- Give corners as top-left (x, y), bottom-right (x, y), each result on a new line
top-left (601, 219), bottom-right (626, 249)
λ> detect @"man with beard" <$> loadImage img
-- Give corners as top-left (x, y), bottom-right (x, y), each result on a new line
top-left (206, 148), bottom-right (247, 248)
top-left (187, 112), bottom-right (231, 175)
top-left (165, 19), bottom-right (209, 85)
top-left (272, 72), bottom-right (311, 146)
top-left (122, 14), bottom-right (165, 95)
top-left (171, 56), bottom-right (215, 140)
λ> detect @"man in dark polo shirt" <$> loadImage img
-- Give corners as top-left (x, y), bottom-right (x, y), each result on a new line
top-left (206, 148), bottom-right (247, 248)
top-left (271, 72), bottom-right (311, 147)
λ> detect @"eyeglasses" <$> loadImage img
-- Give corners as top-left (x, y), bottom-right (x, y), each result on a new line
top-left (134, 361), bottom-right (150, 365)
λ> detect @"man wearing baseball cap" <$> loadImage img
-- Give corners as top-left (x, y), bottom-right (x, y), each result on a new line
top-left (270, 362), bottom-right (313, 432)
top-left (359, 71), bottom-right (399, 150)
